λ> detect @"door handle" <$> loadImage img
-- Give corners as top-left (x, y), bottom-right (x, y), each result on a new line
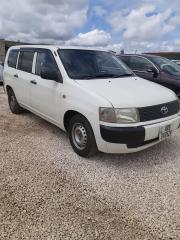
top-left (14, 74), bottom-right (18, 78)
top-left (30, 80), bottom-right (37, 85)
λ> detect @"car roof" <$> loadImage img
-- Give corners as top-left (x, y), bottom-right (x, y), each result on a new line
top-left (9, 45), bottom-right (107, 52)
top-left (118, 54), bottom-right (161, 59)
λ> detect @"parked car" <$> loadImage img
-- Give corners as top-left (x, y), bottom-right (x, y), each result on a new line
top-left (0, 63), bottom-right (4, 84)
top-left (3, 46), bottom-right (180, 157)
top-left (172, 60), bottom-right (180, 67)
top-left (117, 54), bottom-right (180, 98)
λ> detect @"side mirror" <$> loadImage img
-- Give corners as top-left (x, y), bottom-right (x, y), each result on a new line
top-left (41, 66), bottom-right (61, 82)
top-left (147, 66), bottom-right (158, 76)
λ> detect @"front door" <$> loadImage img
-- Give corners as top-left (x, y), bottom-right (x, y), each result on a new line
top-left (29, 49), bottom-right (63, 124)
top-left (129, 56), bottom-right (158, 82)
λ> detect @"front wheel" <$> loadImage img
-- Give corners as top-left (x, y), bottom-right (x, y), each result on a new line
top-left (68, 115), bottom-right (97, 157)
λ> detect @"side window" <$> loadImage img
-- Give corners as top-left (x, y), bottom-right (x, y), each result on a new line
top-left (18, 51), bottom-right (34, 73)
top-left (8, 50), bottom-right (19, 68)
top-left (129, 56), bottom-right (153, 71)
top-left (36, 51), bottom-right (58, 76)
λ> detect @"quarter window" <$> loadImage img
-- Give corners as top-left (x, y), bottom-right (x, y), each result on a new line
top-left (129, 56), bottom-right (153, 71)
top-left (8, 50), bottom-right (19, 68)
top-left (18, 51), bottom-right (34, 73)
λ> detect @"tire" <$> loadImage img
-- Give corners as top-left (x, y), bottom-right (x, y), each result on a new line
top-left (7, 88), bottom-right (23, 114)
top-left (68, 114), bottom-right (98, 157)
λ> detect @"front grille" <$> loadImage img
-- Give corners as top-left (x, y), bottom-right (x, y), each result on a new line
top-left (139, 100), bottom-right (180, 122)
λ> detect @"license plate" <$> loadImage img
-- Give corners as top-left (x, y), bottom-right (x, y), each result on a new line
top-left (159, 125), bottom-right (172, 141)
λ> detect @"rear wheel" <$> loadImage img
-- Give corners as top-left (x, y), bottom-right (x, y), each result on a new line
top-left (68, 114), bottom-right (97, 157)
top-left (7, 88), bottom-right (23, 114)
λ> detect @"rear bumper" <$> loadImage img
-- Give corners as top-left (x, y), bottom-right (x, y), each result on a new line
top-left (98, 116), bottom-right (180, 154)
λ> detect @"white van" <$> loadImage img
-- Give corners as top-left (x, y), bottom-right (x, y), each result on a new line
top-left (3, 45), bottom-right (180, 157)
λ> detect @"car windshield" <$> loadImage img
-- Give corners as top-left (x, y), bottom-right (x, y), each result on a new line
top-left (149, 56), bottom-right (180, 76)
top-left (58, 49), bottom-right (133, 79)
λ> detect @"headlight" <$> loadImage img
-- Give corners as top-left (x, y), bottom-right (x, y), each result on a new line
top-left (99, 107), bottom-right (139, 123)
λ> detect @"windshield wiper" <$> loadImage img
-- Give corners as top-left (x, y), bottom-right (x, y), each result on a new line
top-left (92, 73), bottom-right (122, 78)
top-left (117, 73), bottom-right (134, 77)
top-left (77, 73), bottom-right (134, 79)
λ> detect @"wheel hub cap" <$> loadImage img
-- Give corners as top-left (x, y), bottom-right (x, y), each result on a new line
top-left (72, 124), bottom-right (87, 150)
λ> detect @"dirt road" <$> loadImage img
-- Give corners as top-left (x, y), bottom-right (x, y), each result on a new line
top-left (0, 87), bottom-right (180, 239)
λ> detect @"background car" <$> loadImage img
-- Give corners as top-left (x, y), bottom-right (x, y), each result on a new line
top-left (0, 63), bottom-right (4, 84)
top-left (172, 60), bottom-right (180, 67)
top-left (117, 54), bottom-right (180, 98)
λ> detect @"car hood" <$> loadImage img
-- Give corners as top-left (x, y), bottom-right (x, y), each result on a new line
top-left (75, 77), bottom-right (177, 108)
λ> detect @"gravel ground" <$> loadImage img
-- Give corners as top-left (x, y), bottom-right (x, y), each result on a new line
top-left (0, 87), bottom-right (180, 240)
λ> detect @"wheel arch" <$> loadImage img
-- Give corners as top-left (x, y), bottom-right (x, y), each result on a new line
top-left (63, 110), bottom-right (90, 131)
top-left (6, 85), bottom-right (13, 94)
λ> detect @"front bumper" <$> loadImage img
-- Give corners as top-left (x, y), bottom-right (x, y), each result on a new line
top-left (98, 116), bottom-right (180, 154)
top-left (100, 125), bottom-right (145, 147)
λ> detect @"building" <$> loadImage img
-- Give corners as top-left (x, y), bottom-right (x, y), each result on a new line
top-left (145, 52), bottom-right (180, 60)
top-left (0, 39), bottom-right (30, 63)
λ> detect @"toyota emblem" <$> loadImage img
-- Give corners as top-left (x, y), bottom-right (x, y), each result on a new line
top-left (161, 106), bottom-right (168, 115)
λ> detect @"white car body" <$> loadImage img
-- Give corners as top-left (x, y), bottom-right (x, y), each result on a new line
top-left (3, 45), bottom-right (180, 155)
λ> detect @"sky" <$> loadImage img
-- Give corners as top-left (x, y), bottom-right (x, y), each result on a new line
top-left (0, 0), bottom-right (180, 53)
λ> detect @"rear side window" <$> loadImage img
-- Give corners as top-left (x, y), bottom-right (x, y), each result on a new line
top-left (8, 50), bottom-right (19, 68)
top-left (18, 51), bottom-right (34, 73)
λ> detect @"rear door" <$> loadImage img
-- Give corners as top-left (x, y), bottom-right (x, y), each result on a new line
top-left (16, 49), bottom-right (35, 106)
top-left (29, 49), bottom-right (63, 123)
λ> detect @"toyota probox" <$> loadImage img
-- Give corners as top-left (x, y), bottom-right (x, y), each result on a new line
top-left (3, 46), bottom-right (180, 157)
